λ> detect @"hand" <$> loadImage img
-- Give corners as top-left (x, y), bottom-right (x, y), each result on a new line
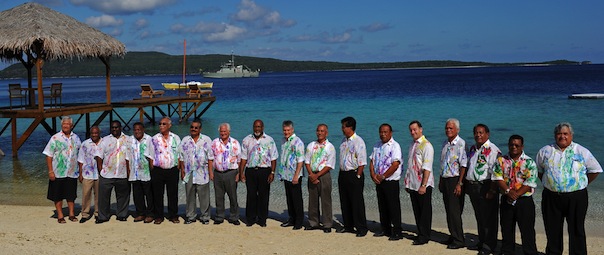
top-left (308, 173), bottom-right (317, 183)
top-left (49, 172), bottom-right (56, 181)
top-left (292, 175), bottom-right (299, 185)
top-left (371, 174), bottom-right (381, 185)
top-left (236, 173), bottom-right (240, 182)
top-left (453, 184), bottom-right (462, 197)
top-left (418, 185), bottom-right (427, 195)
top-left (507, 189), bottom-right (520, 200)
top-left (78, 175), bottom-right (83, 183)
top-left (267, 173), bottom-right (274, 183)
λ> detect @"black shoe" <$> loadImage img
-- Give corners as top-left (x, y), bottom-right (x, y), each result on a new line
top-left (477, 249), bottom-right (493, 255)
top-left (304, 226), bottom-right (321, 231)
top-left (79, 217), bottom-right (90, 223)
top-left (280, 222), bottom-right (294, 227)
top-left (258, 223), bottom-right (267, 227)
top-left (200, 219), bottom-right (209, 225)
top-left (356, 231), bottom-right (367, 237)
top-left (388, 234), bottom-right (402, 241)
top-left (447, 243), bottom-right (465, 249)
top-left (468, 243), bottom-right (482, 251)
top-left (323, 228), bottom-right (332, 233)
top-left (373, 231), bottom-right (386, 237)
top-left (184, 219), bottom-right (195, 224)
top-left (228, 220), bottom-right (240, 226)
top-left (412, 240), bottom-right (428, 245)
top-left (213, 220), bottom-right (224, 225)
top-left (336, 228), bottom-right (355, 234)
top-left (292, 226), bottom-right (302, 230)
top-left (246, 222), bottom-right (254, 227)
top-left (95, 219), bottom-right (107, 224)
top-left (116, 217), bottom-right (128, 222)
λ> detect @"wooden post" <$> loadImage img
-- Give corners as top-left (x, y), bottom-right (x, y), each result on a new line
top-left (36, 58), bottom-right (44, 111)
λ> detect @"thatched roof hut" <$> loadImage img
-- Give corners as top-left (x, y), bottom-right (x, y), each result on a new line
top-left (0, 2), bottom-right (126, 108)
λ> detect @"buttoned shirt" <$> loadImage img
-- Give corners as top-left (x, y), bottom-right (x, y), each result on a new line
top-left (278, 134), bottom-right (305, 181)
top-left (96, 133), bottom-right (131, 179)
top-left (492, 152), bottom-right (538, 197)
top-left (128, 134), bottom-right (151, 181)
top-left (466, 139), bottom-right (501, 182)
top-left (211, 137), bottom-right (241, 171)
top-left (536, 142), bottom-right (602, 192)
top-left (440, 135), bottom-right (468, 178)
top-left (179, 134), bottom-right (214, 185)
top-left (404, 135), bottom-right (434, 190)
top-left (78, 137), bottom-right (102, 180)
top-left (305, 139), bottom-right (336, 172)
top-left (370, 137), bottom-right (403, 181)
top-left (43, 131), bottom-right (81, 178)
top-left (146, 132), bottom-right (181, 169)
top-left (339, 133), bottom-right (367, 171)
top-left (241, 133), bottom-right (278, 168)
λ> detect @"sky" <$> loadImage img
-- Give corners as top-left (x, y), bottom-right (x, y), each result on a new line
top-left (1, 0), bottom-right (604, 65)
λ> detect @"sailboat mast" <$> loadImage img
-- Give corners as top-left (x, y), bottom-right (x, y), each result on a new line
top-left (183, 39), bottom-right (187, 84)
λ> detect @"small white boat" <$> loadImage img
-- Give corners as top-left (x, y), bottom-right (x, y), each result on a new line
top-left (568, 93), bottom-right (604, 99)
top-left (202, 52), bottom-right (259, 78)
top-left (161, 81), bottom-right (213, 90)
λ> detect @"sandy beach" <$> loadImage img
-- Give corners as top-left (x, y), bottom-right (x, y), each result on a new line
top-left (1, 204), bottom-right (603, 254)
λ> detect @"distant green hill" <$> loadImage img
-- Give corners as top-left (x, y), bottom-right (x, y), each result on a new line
top-left (0, 51), bottom-right (580, 78)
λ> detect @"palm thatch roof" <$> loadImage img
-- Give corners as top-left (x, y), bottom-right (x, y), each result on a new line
top-left (0, 2), bottom-right (126, 61)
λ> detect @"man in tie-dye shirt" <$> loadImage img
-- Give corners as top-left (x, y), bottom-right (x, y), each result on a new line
top-left (95, 120), bottom-right (131, 224)
top-left (240, 119), bottom-right (278, 227)
top-left (128, 122), bottom-right (154, 223)
top-left (465, 123), bottom-right (501, 254)
top-left (277, 120), bottom-right (305, 230)
top-left (178, 119), bottom-right (213, 225)
top-left (369, 123), bottom-right (403, 241)
top-left (43, 116), bottom-right (81, 224)
top-left (210, 123), bottom-right (241, 225)
top-left (404, 120), bottom-right (434, 245)
top-left (77, 125), bottom-right (101, 223)
top-left (493, 134), bottom-right (538, 255)
top-left (305, 123), bottom-right (336, 233)
top-left (537, 122), bottom-right (602, 255)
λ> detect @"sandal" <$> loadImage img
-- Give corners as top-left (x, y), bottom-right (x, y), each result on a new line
top-left (57, 217), bottom-right (66, 224)
top-left (68, 216), bottom-right (78, 222)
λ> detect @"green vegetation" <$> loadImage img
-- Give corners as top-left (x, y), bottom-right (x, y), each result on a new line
top-left (0, 51), bottom-right (580, 78)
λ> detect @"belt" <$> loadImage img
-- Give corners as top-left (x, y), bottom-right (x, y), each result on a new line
top-left (215, 169), bottom-right (237, 173)
top-left (545, 188), bottom-right (585, 195)
top-left (341, 168), bottom-right (358, 172)
top-left (466, 180), bottom-right (484, 185)
top-left (247, 167), bottom-right (271, 170)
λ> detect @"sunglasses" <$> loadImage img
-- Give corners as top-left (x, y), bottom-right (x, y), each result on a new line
top-left (190, 126), bottom-right (200, 130)
top-left (159, 122), bottom-right (169, 126)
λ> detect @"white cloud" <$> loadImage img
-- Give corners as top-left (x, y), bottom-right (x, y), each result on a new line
top-left (85, 15), bottom-right (123, 28)
top-left (204, 25), bottom-right (247, 42)
top-left (360, 23), bottom-right (393, 33)
top-left (289, 31), bottom-right (355, 44)
top-left (231, 0), bottom-right (295, 28)
top-left (133, 18), bottom-right (148, 29)
top-left (171, 22), bottom-right (228, 34)
top-left (70, 0), bottom-right (176, 15)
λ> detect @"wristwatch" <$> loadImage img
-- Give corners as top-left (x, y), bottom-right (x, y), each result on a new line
top-left (356, 174), bottom-right (361, 179)
top-left (505, 188), bottom-right (510, 195)
top-left (421, 184), bottom-right (427, 187)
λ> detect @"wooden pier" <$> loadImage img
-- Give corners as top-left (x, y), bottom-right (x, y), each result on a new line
top-left (0, 95), bottom-right (215, 158)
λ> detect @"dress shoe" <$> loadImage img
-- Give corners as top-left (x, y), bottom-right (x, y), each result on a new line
top-left (467, 243), bottom-right (482, 251)
top-left (304, 226), bottom-right (321, 231)
top-left (184, 219), bottom-right (195, 224)
top-left (154, 218), bottom-right (164, 225)
top-left (388, 234), bottom-right (402, 241)
top-left (477, 250), bottom-right (493, 255)
top-left (213, 220), bottom-right (224, 225)
top-left (228, 220), bottom-right (240, 226)
top-left (323, 228), bottom-right (332, 233)
top-left (373, 231), bottom-right (386, 237)
top-left (412, 240), bottom-right (428, 245)
top-left (79, 217), bottom-right (91, 223)
top-left (169, 217), bottom-right (180, 224)
top-left (356, 231), bottom-right (367, 237)
top-left (280, 222), bottom-right (294, 227)
top-left (200, 219), bottom-right (209, 225)
top-left (95, 219), bottom-right (107, 224)
top-left (133, 216), bottom-right (145, 222)
top-left (144, 216), bottom-right (154, 223)
top-left (336, 228), bottom-right (355, 234)
top-left (447, 243), bottom-right (465, 249)
top-left (258, 223), bottom-right (267, 227)
top-left (116, 217), bottom-right (128, 222)
top-left (292, 226), bottom-right (302, 230)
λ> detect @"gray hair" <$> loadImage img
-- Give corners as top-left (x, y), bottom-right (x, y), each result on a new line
top-left (161, 116), bottom-right (172, 125)
top-left (61, 116), bottom-right (73, 124)
top-left (282, 120), bottom-right (294, 128)
top-left (446, 118), bottom-right (460, 130)
top-left (554, 122), bottom-right (574, 135)
top-left (219, 123), bottom-right (231, 132)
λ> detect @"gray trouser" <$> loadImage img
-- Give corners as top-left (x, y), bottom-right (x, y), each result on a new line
top-left (308, 171), bottom-right (333, 228)
top-left (98, 176), bottom-right (130, 221)
top-left (185, 175), bottom-right (210, 221)
top-left (213, 169), bottom-right (239, 221)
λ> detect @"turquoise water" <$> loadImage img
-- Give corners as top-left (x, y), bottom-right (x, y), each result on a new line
top-left (1, 65), bottom-right (603, 230)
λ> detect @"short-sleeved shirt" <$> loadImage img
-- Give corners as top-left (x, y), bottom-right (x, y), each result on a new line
top-left (404, 135), bottom-right (434, 190)
top-left (339, 133), bottom-right (367, 171)
top-left (278, 134), bottom-right (305, 181)
top-left (440, 135), bottom-right (468, 178)
top-left (128, 134), bottom-right (151, 181)
top-left (78, 138), bottom-right (102, 180)
top-left (146, 132), bottom-right (181, 169)
top-left (370, 137), bottom-right (403, 181)
top-left (43, 131), bottom-right (82, 178)
top-left (305, 139), bottom-right (336, 173)
top-left (466, 140), bottom-right (501, 182)
top-left (96, 133), bottom-right (131, 179)
top-left (211, 137), bottom-right (241, 171)
top-left (536, 142), bottom-right (602, 192)
top-left (492, 152), bottom-right (538, 197)
top-left (241, 133), bottom-right (278, 168)
top-left (179, 134), bottom-right (214, 185)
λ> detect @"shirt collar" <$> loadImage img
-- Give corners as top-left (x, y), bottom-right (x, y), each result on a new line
top-left (447, 135), bottom-right (460, 145)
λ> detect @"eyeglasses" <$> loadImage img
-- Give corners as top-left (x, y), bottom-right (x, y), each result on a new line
top-left (190, 126), bottom-right (200, 130)
top-left (159, 122), bottom-right (169, 126)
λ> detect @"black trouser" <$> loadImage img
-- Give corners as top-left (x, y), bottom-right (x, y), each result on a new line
top-left (245, 167), bottom-right (271, 225)
top-left (338, 170), bottom-right (367, 233)
top-left (376, 180), bottom-right (402, 236)
top-left (542, 188), bottom-right (588, 255)
top-left (409, 187), bottom-right (432, 242)
top-left (151, 166), bottom-right (179, 219)
top-left (284, 179), bottom-right (304, 228)
top-left (131, 180), bottom-right (154, 217)
top-left (440, 177), bottom-right (465, 246)
top-left (98, 176), bottom-right (130, 221)
top-left (500, 195), bottom-right (537, 255)
top-left (466, 180), bottom-right (499, 252)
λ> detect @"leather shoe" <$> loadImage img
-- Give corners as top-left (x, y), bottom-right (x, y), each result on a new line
top-left (467, 243), bottom-right (482, 251)
top-left (228, 220), bottom-right (240, 225)
top-left (356, 231), bottom-right (367, 237)
top-left (170, 217), bottom-right (180, 224)
top-left (447, 243), bottom-right (465, 249)
top-left (304, 226), bottom-right (321, 231)
top-left (280, 222), bottom-right (294, 227)
top-left (94, 219), bottom-right (107, 224)
top-left (292, 226), bottom-right (302, 230)
top-left (373, 231), bottom-right (387, 237)
top-left (133, 216), bottom-right (145, 222)
top-left (144, 216), bottom-right (154, 223)
top-left (213, 220), bottom-right (223, 225)
top-left (258, 223), bottom-right (267, 227)
top-left (323, 228), bottom-right (332, 233)
top-left (336, 228), bottom-right (355, 234)
top-left (388, 234), bottom-right (402, 241)
top-left (184, 219), bottom-right (195, 224)
top-left (79, 217), bottom-right (91, 223)
top-left (477, 250), bottom-right (492, 255)
top-left (412, 240), bottom-right (428, 245)
top-left (116, 217), bottom-right (128, 222)
top-left (154, 218), bottom-right (164, 225)
top-left (200, 219), bottom-right (209, 224)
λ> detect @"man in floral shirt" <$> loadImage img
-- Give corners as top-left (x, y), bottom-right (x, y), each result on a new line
top-left (277, 120), bottom-right (305, 230)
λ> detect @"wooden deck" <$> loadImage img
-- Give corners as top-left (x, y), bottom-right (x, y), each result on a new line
top-left (0, 95), bottom-right (216, 158)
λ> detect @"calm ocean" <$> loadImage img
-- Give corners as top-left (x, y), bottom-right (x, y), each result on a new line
top-left (1, 64), bottom-right (603, 230)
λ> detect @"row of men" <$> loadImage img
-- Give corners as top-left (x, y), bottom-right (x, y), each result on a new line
top-left (44, 116), bottom-right (601, 255)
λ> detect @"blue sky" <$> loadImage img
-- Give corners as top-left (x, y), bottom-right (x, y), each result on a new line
top-left (2, 0), bottom-right (604, 64)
